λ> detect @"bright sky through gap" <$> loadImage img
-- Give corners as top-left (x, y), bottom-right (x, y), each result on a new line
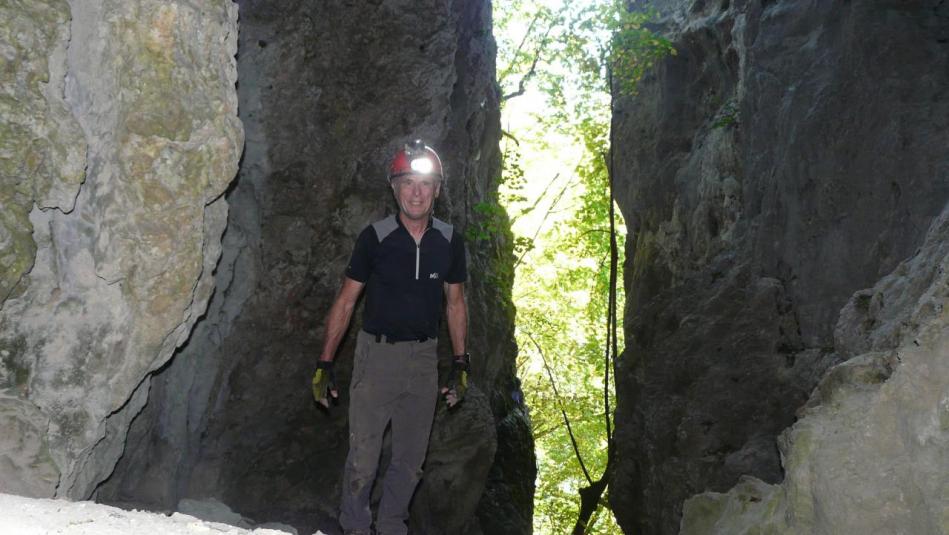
top-left (495, 2), bottom-right (626, 532)
top-left (501, 88), bottom-right (585, 240)
top-left (497, 0), bottom-right (614, 240)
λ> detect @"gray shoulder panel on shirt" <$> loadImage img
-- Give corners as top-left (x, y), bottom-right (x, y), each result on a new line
top-left (432, 217), bottom-right (454, 242)
top-left (371, 215), bottom-right (399, 242)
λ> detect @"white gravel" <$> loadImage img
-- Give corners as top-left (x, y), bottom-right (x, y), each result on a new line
top-left (0, 493), bottom-right (326, 535)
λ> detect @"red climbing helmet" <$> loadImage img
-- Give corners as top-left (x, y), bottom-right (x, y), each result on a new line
top-left (388, 140), bottom-right (444, 181)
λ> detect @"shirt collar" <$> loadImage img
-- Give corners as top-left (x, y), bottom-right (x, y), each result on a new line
top-left (395, 212), bottom-right (433, 232)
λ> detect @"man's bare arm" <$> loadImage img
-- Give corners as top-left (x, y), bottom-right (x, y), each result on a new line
top-left (444, 282), bottom-right (467, 356)
top-left (319, 276), bottom-right (365, 362)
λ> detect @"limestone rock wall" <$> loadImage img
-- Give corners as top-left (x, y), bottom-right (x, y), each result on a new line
top-left (0, 0), bottom-right (241, 501)
top-left (610, 1), bottom-right (949, 533)
top-left (99, 1), bottom-right (532, 534)
top-left (680, 203), bottom-right (949, 534)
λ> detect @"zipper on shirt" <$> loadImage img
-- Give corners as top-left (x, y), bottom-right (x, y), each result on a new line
top-left (413, 227), bottom-right (430, 281)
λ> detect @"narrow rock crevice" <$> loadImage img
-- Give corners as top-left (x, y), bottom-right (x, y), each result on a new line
top-left (96, 2), bottom-right (530, 534)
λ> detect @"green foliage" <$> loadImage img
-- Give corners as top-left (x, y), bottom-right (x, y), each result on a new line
top-left (510, 120), bottom-right (625, 535)
top-left (712, 100), bottom-right (740, 129)
top-left (497, 0), bottom-right (676, 111)
top-left (467, 200), bottom-right (508, 242)
top-left (466, 144), bottom-right (535, 260)
top-left (465, 145), bottom-right (535, 291)
top-left (493, 0), bottom-right (675, 533)
top-left (608, 8), bottom-right (677, 95)
top-left (466, 198), bottom-right (514, 291)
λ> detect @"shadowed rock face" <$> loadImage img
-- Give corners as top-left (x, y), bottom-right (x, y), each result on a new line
top-left (610, 1), bottom-right (949, 533)
top-left (680, 204), bottom-right (949, 534)
top-left (0, 0), bottom-right (242, 501)
top-left (98, 1), bottom-right (532, 534)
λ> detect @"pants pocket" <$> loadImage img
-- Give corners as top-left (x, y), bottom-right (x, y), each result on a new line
top-left (350, 332), bottom-right (371, 391)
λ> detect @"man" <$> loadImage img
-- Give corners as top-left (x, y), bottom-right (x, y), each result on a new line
top-left (311, 140), bottom-right (470, 535)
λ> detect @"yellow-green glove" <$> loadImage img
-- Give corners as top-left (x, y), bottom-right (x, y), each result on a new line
top-left (441, 353), bottom-right (470, 409)
top-left (312, 360), bottom-right (337, 409)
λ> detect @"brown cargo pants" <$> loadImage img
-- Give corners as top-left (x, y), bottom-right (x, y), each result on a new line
top-left (339, 330), bottom-right (439, 535)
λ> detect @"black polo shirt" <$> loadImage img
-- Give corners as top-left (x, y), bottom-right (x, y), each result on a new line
top-left (345, 214), bottom-right (466, 340)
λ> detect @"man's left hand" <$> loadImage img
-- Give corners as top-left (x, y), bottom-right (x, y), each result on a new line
top-left (440, 353), bottom-right (470, 409)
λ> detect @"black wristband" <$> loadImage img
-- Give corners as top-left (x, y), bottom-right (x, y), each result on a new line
top-left (452, 353), bottom-right (470, 371)
top-left (317, 360), bottom-right (334, 369)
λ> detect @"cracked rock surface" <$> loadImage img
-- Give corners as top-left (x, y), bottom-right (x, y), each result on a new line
top-left (610, 1), bottom-right (949, 533)
top-left (680, 203), bottom-right (949, 534)
top-left (0, 0), bottom-right (242, 501)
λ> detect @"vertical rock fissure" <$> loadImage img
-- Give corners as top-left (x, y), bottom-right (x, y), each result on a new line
top-left (98, 2), bottom-right (532, 534)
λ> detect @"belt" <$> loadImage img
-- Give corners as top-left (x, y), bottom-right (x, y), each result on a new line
top-left (366, 331), bottom-right (431, 344)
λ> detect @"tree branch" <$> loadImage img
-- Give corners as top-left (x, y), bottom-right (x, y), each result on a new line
top-left (501, 48), bottom-right (543, 101)
top-left (572, 469), bottom-right (610, 535)
top-left (525, 332), bottom-right (593, 485)
top-left (532, 409), bottom-right (613, 441)
top-left (603, 145), bottom-right (617, 445)
top-left (606, 66), bottom-right (619, 448)
top-left (510, 172), bottom-right (559, 226)
top-left (501, 128), bottom-right (521, 145)
top-left (501, 11), bottom-right (558, 102)
top-left (513, 175), bottom-right (574, 270)
top-left (498, 10), bottom-right (542, 83)
top-left (572, 70), bottom-right (621, 535)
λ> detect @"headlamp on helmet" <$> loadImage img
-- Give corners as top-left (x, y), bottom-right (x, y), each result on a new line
top-left (388, 139), bottom-right (444, 182)
top-left (410, 156), bottom-right (434, 174)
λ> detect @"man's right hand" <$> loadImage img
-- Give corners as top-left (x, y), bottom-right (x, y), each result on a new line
top-left (312, 360), bottom-right (338, 409)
